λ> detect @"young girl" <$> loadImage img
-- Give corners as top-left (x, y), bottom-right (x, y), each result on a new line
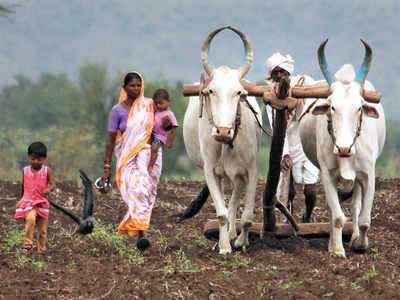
top-left (15, 142), bottom-right (55, 253)
top-left (148, 89), bottom-right (178, 171)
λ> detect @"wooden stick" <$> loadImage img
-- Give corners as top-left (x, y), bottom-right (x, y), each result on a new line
top-left (263, 109), bottom-right (287, 233)
top-left (203, 220), bottom-right (353, 239)
top-left (182, 83), bottom-right (381, 103)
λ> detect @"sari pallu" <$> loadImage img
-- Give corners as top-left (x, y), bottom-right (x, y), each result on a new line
top-left (114, 73), bottom-right (162, 236)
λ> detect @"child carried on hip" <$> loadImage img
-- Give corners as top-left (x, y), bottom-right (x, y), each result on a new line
top-left (148, 89), bottom-right (179, 171)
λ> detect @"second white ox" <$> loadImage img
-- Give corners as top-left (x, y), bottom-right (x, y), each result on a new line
top-left (183, 27), bottom-right (262, 254)
top-left (299, 40), bottom-right (386, 257)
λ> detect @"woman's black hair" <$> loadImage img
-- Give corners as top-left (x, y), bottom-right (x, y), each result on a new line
top-left (152, 89), bottom-right (170, 101)
top-left (28, 142), bottom-right (47, 158)
top-left (123, 72), bottom-right (142, 87)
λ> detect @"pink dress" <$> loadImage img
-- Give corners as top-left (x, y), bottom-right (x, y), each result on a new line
top-left (152, 110), bottom-right (179, 144)
top-left (15, 166), bottom-right (50, 220)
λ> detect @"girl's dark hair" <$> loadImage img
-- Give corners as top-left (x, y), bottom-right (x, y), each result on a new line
top-left (123, 72), bottom-right (142, 87)
top-left (28, 142), bottom-right (47, 158)
top-left (152, 89), bottom-right (170, 101)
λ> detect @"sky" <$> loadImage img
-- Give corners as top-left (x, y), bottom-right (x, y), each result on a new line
top-left (1, 0), bottom-right (399, 118)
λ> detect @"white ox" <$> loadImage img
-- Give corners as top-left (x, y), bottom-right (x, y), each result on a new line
top-left (299, 40), bottom-right (386, 257)
top-left (183, 27), bottom-right (262, 254)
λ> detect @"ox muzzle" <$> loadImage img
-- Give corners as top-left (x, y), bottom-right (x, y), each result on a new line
top-left (334, 146), bottom-right (355, 158)
top-left (212, 126), bottom-right (234, 143)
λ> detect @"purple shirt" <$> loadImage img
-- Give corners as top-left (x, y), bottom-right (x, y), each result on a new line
top-left (108, 104), bottom-right (129, 133)
top-left (153, 110), bottom-right (178, 144)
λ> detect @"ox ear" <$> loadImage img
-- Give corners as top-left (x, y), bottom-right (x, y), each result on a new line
top-left (362, 104), bottom-right (379, 119)
top-left (312, 103), bottom-right (331, 115)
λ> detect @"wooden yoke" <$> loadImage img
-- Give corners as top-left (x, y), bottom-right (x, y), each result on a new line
top-left (183, 81), bottom-right (382, 104)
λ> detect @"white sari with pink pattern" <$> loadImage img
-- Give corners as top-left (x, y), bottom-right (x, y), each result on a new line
top-left (114, 73), bottom-right (162, 237)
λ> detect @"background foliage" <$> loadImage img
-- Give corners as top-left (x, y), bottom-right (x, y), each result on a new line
top-left (0, 65), bottom-right (396, 181)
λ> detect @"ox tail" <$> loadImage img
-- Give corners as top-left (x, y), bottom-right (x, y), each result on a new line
top-left (338, 189), bottom-right (353, 202)
top-left (49, 199), bottom-right (82, 225)
top-left (176, 184), bottom-right (209, 221)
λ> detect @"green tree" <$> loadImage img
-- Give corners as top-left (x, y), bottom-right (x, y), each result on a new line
top-left (0, 73), bottom-right (82, 129)
top-left (78, 64), bottom-right (115, 143)
top-left (0, 4), bottom-right (14, 15)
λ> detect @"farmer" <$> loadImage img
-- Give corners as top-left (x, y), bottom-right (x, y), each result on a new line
top-left (103, 72), bottom-right (161, 251)
top-left (265, 53), bottom-right (319, 222)
top-left (15, 142), bottom-right (55, 252)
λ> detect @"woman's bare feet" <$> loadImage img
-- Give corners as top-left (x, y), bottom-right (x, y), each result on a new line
top-left (136, 230), bottom-right (151, 251)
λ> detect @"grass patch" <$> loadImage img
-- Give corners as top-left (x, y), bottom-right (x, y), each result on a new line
top-left (2, 229), bottom-right (47, 271)
top-left (278, 280), bottom-right (303, 289)
top-left (14, 251), bottom-right (30, 267)
top-left (256, 282), bottom-right (271, 297)
top-left (217, 252), bottom-right (251, 269)
top-left (14, 251), bottom-right (48, 271)
top-left (161, 248), bottom-right (201, 276)
top-left (351, 265), bottom-right (379, 290)
top-left (152, 229), bottom-right (169, 255)
top-left (2, 229), bottom-right (23, 253)
top-left (188, 227), bottom-right (209, 248)
top-left (88, 224), bottom-right (144, 264)
top-left (30, 258), bottom-right (48, 272)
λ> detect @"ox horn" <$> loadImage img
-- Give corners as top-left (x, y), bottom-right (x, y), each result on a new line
top-left (200, 26), bottom-right (253, 79)
top-left (227, 26), bottom-right (254, 78)
top-left (317, 39), bottom-right (335, 86)
top-left (354, 39), bottom-right (372, 86)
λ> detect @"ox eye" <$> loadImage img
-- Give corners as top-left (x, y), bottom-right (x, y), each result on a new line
top-left (208, 89), bottom-right (214, 94)
top-left (331, 106), bottom-right (335, 112)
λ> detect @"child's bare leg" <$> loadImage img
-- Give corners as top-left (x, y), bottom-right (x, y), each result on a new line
top-left (148, 143), bottom-right (160, 171)
top-left (36, 217), bottom-right (48, 253)
top-left (23, 210), bottom-right (37, 250)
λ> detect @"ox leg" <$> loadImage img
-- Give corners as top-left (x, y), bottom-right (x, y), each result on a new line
top-left (204, 165), bottom-right (231, 254)
top-left (321, 169), bottom-right (346, 258)
top-left (235, 165), bottom-right (257, 250)
top-left (350, 182), bottom-right (362, 250)
top-left (302, 184), bottom-right (316, 223)
top-left (228, 178), bottom-right (243, 241)
top-left (353, 173), bottom-right (375, 252)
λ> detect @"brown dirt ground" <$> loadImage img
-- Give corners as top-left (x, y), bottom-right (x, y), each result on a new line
top-left (1, 178), bottom-right (400, 299)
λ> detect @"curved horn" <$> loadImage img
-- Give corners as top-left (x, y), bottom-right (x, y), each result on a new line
top-left (201, 26), bottom-right (229, 77)
top-left (317, 39), bottom-right (334, 86)
top-left (200, 26), bottom-right (253, 78)
top-left (354, 39), bottom-right (372, 85)
top-left (226, 26), bottom-right (254, 79)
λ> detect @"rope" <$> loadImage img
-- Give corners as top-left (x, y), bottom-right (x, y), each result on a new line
top-left (242, 97), bottom-right (272, 136)
top-left (327, 109), bottom-right (363, 153)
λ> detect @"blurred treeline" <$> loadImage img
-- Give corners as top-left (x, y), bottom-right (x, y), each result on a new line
top-left (0, 64), bottom-right (397, 181)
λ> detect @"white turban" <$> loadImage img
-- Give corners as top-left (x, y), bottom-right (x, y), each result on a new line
top-left (266, 52), bottom-right (295, 75)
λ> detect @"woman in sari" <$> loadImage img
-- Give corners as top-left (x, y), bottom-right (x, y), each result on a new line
top-left (103, 72), bottom-right (162, 250)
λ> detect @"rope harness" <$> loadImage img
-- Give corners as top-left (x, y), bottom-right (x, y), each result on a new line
top-left (295, 81), bottom-right (364, 153)
top-left (326, 109), bottom-right (363, 153)
top-left (199, 77), bottom-right (272, 148)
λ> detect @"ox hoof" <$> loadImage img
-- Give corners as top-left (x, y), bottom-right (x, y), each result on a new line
top-left (329, 251), bottom-right (346, 259)
top-left (351, 237), bottom-right (369, 253)
top-left (329, 245), bottom-right (346, 258)
top-left (233, 240), bottom-right (249, 251)
top-left (219, 248), bottom-right (232, 255)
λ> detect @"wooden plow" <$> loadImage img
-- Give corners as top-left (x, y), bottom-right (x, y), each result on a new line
top-left (182, 75), bottom-right (380, 240)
